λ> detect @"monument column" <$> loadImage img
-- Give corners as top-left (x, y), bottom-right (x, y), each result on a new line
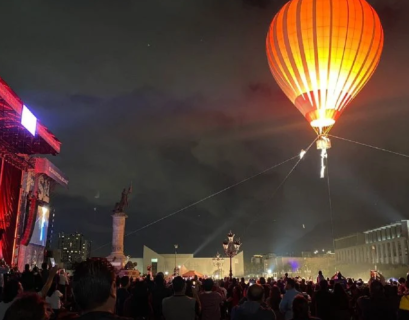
top-left (107, 185), bottom-right (132, 269)
top-left (107, 212), bottom-right (128, 268)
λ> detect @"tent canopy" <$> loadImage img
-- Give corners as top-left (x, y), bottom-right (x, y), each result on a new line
top-left (182, 270), bottom-right (204, 278)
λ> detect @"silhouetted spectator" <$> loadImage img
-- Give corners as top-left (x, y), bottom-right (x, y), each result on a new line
top-left (232, 284), bottom-right (276, 320)
top-left (72, 258), bottom-right (129, 320)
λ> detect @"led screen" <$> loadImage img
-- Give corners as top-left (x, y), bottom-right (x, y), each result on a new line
top-left (21, 105), bottom-right (37, 136)
top-left (30, 206), bottom-right (49, 247)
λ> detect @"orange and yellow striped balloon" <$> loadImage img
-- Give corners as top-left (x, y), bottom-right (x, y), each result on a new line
top-left (266, 0), bottom-right (384, 135)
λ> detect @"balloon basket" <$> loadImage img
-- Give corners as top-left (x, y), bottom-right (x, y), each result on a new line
top-left (316, 135), bottom-right (331, 150)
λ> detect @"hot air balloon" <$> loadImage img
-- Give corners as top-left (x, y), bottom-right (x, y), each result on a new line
top-left (266, 0), bottom-right (384, 177)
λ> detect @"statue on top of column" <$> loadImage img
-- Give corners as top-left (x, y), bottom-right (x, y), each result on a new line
top-left (113, 184), bottom-right (132, 213)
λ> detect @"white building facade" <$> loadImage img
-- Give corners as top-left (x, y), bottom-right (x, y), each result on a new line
top-left (129, 246), bottom-right (244, 278)
top-left (335, 220), bottom-right (409, 265)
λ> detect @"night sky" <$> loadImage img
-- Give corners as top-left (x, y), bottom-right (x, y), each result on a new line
top-left (0, 0), bottom-right (408, 259)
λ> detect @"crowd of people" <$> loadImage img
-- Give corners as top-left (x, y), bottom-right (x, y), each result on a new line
top-left (0, 258), bottom-right (409, 320)
top-left (111, 269), bottom-right (409, 320)
top-left (0, 261), bottom-right (71, 320)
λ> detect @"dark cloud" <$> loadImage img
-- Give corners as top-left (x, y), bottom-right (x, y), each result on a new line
top-left (0, 0), bottom-right (408, 258)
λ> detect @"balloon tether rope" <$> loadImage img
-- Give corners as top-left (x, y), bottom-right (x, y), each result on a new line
top-left (92, 144), bottom-right (313, 253)
top-left (329, 135), bottom-right (409, 159)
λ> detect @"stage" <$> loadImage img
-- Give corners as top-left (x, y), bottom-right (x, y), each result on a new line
top-left (0, 76), bottom-right (67, 267)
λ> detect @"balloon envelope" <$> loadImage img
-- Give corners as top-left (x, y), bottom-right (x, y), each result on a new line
top-left (266, 0), bottom-right (384, 134)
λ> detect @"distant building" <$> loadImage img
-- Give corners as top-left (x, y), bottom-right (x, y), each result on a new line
top-left (248, 253), bottom-right (279, 275)
top-left (251, 255), bottom-right (263, 265)
top-left (301, 251), bottom-right (313, 258)
top-left (58, 232), bottom-right (91, 267)
top-left (249, 255), bottom-right (265, 275)
top-left (127, 246), bottom-right (244, 278)
top-left (334, 220), bottom-right (409, 265)
top-left (263, 253), bottom-right (277, 271)
top-left (249, 254), bottom-right (334, 279)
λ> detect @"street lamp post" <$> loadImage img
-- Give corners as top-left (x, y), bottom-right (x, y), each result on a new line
top-left (222, 231), bottom-right (242, 281)
top-left (174, 244), bottom-right (178, 276)
top-left (213, 252), bottom-right (224, 278)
